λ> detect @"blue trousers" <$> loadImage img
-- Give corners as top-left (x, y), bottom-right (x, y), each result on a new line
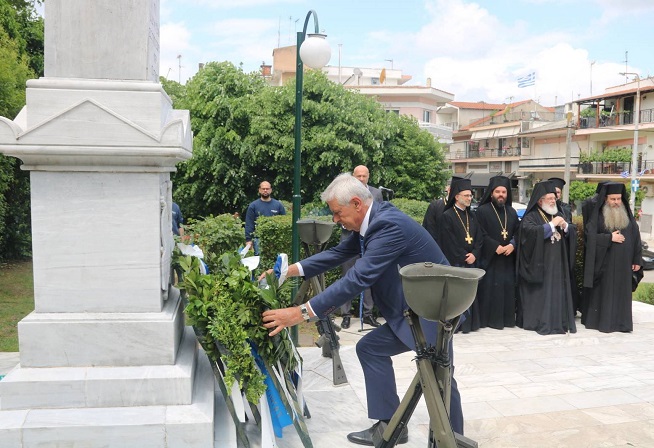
top-left (355, 323), bottom-right (464, 434)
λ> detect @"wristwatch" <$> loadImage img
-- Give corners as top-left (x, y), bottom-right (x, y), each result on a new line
top-left (299, 304), bottom-right (318, 322)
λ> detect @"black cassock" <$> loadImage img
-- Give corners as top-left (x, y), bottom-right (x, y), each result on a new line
top-left (438, 206), bottom-right (483, 333)
top-left (475, 203), bottom-right (519, 329)
top-left (422, 198), bottom-right (446, 244)
top-left (517, 209), bottom-right (577, 335)
top-left (582, 211), bottom-right (642, 332)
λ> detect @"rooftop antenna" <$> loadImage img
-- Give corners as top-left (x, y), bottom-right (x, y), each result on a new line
top-left (177, 54), bottom-right (182, 84)
top-left (624, 50), bottom-right (628, 84)
top-left (385, 59), bottom-right (394, 69)
top-left (277, 16), bottom-right (281, 48)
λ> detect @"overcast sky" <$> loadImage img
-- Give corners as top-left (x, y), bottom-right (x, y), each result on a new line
top-left (157, 0), bottom-right (651, 105)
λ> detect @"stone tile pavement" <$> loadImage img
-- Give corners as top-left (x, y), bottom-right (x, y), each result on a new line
top-left (3, 302), bottom-right (654, 447)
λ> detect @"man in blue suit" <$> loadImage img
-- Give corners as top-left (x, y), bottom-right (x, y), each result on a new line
top-left (262, 173), bottom-right (464, 446)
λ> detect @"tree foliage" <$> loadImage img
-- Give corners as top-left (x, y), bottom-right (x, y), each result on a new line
top-left (170, 62), bottom-right (448, 220)
top-left (0, 0), bottom-right (43, 261)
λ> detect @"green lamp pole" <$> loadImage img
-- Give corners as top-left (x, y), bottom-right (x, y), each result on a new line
top-left (291, 11), bottom-right (331, 343)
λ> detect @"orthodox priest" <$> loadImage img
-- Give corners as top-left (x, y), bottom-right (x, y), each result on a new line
top-left (475, 176), bottom-right (519, 329)
top-left (422, 175), bottom-right (463, 243)
top-left (549, 177), bottom-right (573, 222)
top-left (549, 177), bottom-right (580, 314)
top-left (582, 182), bottom-right (642, 332)
top-left (516, 180), bottom-right (576, 335)
top-left (438, 178), bottom-right (483, 333)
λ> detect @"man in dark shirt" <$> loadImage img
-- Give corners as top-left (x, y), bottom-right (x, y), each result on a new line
top-left (244, 181), bottom-right (286, 255)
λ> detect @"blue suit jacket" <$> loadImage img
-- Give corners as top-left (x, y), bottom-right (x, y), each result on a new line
top-left (302, 201), bottom-right (450, 349)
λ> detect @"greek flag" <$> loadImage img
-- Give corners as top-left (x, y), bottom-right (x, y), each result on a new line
top-left (517, 72), bottom-right (536, 88)
top-left (620, 171), bottom-right (630, 178)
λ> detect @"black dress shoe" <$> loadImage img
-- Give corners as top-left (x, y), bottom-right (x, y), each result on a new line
top-left (341, 316), bottom-right (351, 329)
top-left (346, 421), bottom-right (408, 446)
top-left (363, 315), bottom-right (381, 327)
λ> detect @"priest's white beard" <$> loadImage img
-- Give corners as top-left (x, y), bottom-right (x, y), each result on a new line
top-left (602, 202), bottom-right (630, 231)
top-left (540, 203), bottom-right (558, 215)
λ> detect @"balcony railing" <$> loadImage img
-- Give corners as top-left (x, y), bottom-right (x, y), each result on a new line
top-left (467, 111), bottom-right (562, 126)
top-left (577, 161), bottom-right (654, 175)
top-left (579, 108), bottom-right (654, 129)
top-left (450, 147), bottom-right (521, 160)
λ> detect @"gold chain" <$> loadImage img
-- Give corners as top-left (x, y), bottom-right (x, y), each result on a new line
top-left (453, 207), bottom-right (473, 244)
top-left (537, 208), bottom-right (553, 224)
top-left (491, 203), bottom-right (509, 240)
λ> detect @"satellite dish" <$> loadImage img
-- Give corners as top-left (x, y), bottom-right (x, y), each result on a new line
top-left (353, 68), bottom-right (362, 76)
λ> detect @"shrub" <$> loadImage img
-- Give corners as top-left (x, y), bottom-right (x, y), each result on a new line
top-left (389, 198), bottom-right (429, 222)
top-left (184, 214), bottom-right (244, 272)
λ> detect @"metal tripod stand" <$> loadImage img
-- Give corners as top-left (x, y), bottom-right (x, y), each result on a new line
top-left (373, 262), bottom-right (484, 447)
top-left (293, 219), bottom-right (348, 386)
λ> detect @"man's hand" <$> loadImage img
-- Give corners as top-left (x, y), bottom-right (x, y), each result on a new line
top-left (633, 264), bottom-right (641, 272)
top-left (503, 244), bottom-right (515, 256)
top-left (258, 269), bottom-right (273, 281)
top-left (551, 216), bottom-right (567, 229)
top-left (611, 230), bottom-right (625, 243)
top-left (464, 253), bottom-right (476, 265)
top-left (262, 307), bottom-right (304, 337)
top-left (495, 245), bottom-right (504, 255)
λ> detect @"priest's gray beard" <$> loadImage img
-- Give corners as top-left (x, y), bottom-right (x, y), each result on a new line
top-left (602, 202), bottom-right (630, 231)
top-left (540, 203), bottom-right (558, 215)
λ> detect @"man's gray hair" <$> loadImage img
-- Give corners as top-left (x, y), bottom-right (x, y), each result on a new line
top-left (321, 173), bottom-right (373, 206)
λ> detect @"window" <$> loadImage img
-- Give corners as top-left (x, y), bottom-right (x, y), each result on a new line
top-left (386, 109), bottom-right (400, 115)
top-left (371, 77), bottom-right (380, 85)
top-left (423, 110), bottom-right (431, 123)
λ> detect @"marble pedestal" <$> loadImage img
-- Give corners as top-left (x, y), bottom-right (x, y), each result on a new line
top-left (0, 74), bottom-right (219, 448)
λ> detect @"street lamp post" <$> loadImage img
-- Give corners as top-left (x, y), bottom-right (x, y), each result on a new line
top-left (292, 10), bottom-right (331, 342)
top-left (620, 72), bottom-right (641, 213)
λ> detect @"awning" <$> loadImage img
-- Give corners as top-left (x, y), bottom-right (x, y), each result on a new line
top-left (494, 126), bottom-right (520, 138)
top-left (465, 172), bottom-right (515, 188)
top-left (471, 129), bottom-right (493, 140)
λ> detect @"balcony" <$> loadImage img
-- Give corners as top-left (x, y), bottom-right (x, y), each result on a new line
top-left (577, 161), bottom-right (654, 175)
top-left (419, 122), bottom-right (453, 143)
top-left (579, 108), bottom-right (654, 129)
top-left (450, 147), bottom-right (521, 160)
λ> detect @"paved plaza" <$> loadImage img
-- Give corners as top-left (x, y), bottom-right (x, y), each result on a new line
top-left (3, 303), bottom-right (654, 447)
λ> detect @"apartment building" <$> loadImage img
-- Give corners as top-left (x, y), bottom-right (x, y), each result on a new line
top-left (269, 45), bottom-right (455, 142)
top-left (574, 77), bottom-right (654, 215)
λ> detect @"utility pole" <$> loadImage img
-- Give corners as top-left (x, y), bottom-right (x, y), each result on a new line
top-left (563, 108), bottom-right (573, 203)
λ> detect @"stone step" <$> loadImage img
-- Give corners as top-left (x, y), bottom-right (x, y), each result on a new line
top-left (0, 343), bottom-right (216, 448)
top-left (17, 292), bottom-right (184, 368)
top-left (0, 327), bottom-right (198, 411)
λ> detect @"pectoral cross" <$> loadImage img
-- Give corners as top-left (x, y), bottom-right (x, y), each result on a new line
top-left (465, 233), bottom-right (473, 244)
top-left (501, 229), bottom-right (508, 240)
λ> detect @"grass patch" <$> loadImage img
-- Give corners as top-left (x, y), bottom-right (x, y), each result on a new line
top-left (634, 282), bottom-right (654, 306)
top-left (0, 261), bottom-right (34, 352)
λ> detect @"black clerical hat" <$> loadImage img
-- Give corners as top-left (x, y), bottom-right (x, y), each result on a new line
top-left (446, 175), bottom-right (465, 185)
top-left (595, 181), bottom-right (608, 193)
top-left (480, 176), bottom-right (512, 206)
top-left (604, 182), bottom-right (625, 196)
top-left (548, 177), bottom-right (566, 191)
top-left (526, 180), bottom-right (556, 215)
top-left (445, 178), bottom-right (473, 210)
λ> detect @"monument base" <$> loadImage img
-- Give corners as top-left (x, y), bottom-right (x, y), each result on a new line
top-left (0, 334), bottom-right (218, 447)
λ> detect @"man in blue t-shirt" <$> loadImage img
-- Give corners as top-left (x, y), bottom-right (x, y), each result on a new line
top-left (172, 202), bottom-right (184, 237)
top-left (245, 181), bottom-right (286, 255)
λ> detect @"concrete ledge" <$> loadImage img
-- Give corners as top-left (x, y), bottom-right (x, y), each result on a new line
top-left (0, 344), bottom-right (215, 448)
top-left (0, 327), bottom-right (198, 410)
top-left (18, 294), bottom-right (184, 368)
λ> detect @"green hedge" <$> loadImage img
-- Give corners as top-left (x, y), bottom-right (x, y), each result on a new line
top-left (389, 198), bottom-right (429, 222)
top-left (184, 214), bottom-right (244, 272)
top-left (183, 198), bottom-right (427, 309)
